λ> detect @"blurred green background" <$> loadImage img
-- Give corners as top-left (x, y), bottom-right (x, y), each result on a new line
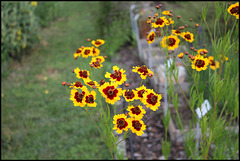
top-left (1, 1), bottom-right (238, 159)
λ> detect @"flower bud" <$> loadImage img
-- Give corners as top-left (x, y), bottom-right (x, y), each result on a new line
top-left (159, 4), bottom-right (162, 7)
top-left (66, 82), bottom-right (70, 86)
top-left (125, 82), bottom-right (130, 87)
top-left (194, 49), bottom-right (197, 52)
top-left (190, 47), bottom-right (194, 50)
top-left (156, 5), bottom-right (160, 9)
top-left (189, 18), bottom-right (193, 21)
top-left (190, 55), bottom-right (195, 60)
top-left (185, 24), bottom-right (188, 27)
top-left (87, 38), bottom-right (91, 41)
top-left (202, 44), bottom-right (205, 47)
top-left (62, 81), bottom-right (66, 86)
top-left (81, 46), bottom-right (85, 49)
top-left (188, 54), bottom-right (192, 58)
top-left (148, 73), bottom-right (153, 77)
top-left (185, 51), bottom-right (189, 55)
top-left (90, 64), bottom-right (94, 67)
top-left (148, 16), bottom-right (152, 19)
top-left (92, 85), bottom-right (96, 89)
top-left (72, 69), bottom-right (75, 73)
top-left (100, 79), bottom-right (105, 86)
top-left (177, 15), bottom-right (181, 19)
top-left (104, 56), bottom-right (107, 59)
top-left (195, 24), bottom-right (199, 27)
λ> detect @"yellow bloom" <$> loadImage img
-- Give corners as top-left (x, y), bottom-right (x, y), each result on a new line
top-left (151, 17), bottom-right (166, 28)
top-left (89, 56), bottom-right (105, 69)
top-left (191, 54), bottom-right (210, 72)
top-left (74, 67), bottom-right (91, 81)
top-left (172, 29), bottom-right (181, 35)
top-left (132, 65), bottom-right (153, 80)
top-left (105, 66), bottom-right (127, 85)
top-left (129, 117), bottom-right (146, 136)
top-left (127, 105), bottom-right (146, 119)
top-left (98, 82), bottom-right (122, 105)
top-left (69, 88), bottom-right (88, 107)
top-left (91, 39), bottom-right (105, 47)
top-left (73, 48), bottom-right (82, 58)
top-left (69, 81), bottom-right (84, 89)
top-left (161, 35), bottom-right (180, 51)
top-left (122, 89), bottom-right (138, 102)
top-left (81, 47), bottom-right (93, 58)
top-left (228, 2), bottom-right (239, 19)
top-left (208, 56), bottom-right (220, 70)
top-left (44, 90), bottom-right (49, 94)
top-left (31, 1), bottom-right (37, 7)
top-left (162, 10), bottom-right (170, 15)
top-left (178, 52), bottom-right (184, 59)
top-left (85, 79), bottom-right (99, 89)
top-left (181, 31), bottom-right (194, 43)
top-left (165, 18), bottom-right (174, 26)
top-left (113, 114), bottom-right (130, 134)
top-left (147, 30), bottom-right (156, 44)
top-left (135, 85), bottom-right (148, 101)
top-left (84, 90), bottom-right (97, 107)
top-left (141, 89), bottom-right (162, 111)
top-left (92, 46), bottom-right (100, 56)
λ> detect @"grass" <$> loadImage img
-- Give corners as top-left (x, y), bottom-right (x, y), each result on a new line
top-left (1, 2), bottom-right (114, 159)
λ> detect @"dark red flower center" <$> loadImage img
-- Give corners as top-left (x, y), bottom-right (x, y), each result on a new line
top-left (175, 30), bottom-right (181, 34)
top-left (138, 66), bottom-right (149, 76)
top-left (195, 59), bottom-right (205, 68)
top-left (146, 93), bottom-right (158, 106)
top-left (93, 61), bottom-right (100, 68)
top-left (125, 90), bottom-right (135, 100)
top-left (155, 18), bottom-right (164, 25)
top-left (75, 81), bottom-right (83, 88)
top-left (86, 95), bottom-right (94, 104)
top-left (137, 89), bottom-right (145, 98)
top-left (103, 86), bottom-right (118, 100)
top-left (131, 106), bottom-right (141, 115)
top-left (210, 60), bottom-right (215, 66)
top-left (87, 81), bottom-right (95, 86)
top-left (95, 41), bottom-right (102, 46)
top-left (110, 70), bottom-right (122, 81)
top-left (132, 120), bottom-right (142, 131)
top-left (76, 49), bottom-right (82, 53)
top-left (149, 34), bottom-right (155, 41)
top-left (84, 49), bottom-right (91, 55)
top-left (79, 70), bottom-right (88, 78)
top-left (117, 118), bottom-right (128, 130)
top-left (184, 34), bottom-right (191, 40)
top-left (74, 91), bottom-right (85, 103)
top-left (167, 38), bottom-right (176, 46)
top-left (230, 6), bottom-right (239, 15)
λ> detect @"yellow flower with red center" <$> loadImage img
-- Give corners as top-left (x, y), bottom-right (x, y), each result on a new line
top-left (128, 117), bottom-right (146, 136)
top-left (73, 48), bottom-right (82, 59)
top-left (142, 89), bottom-right (162, 111)
top-left (178, 52), bottom-right (184, 59)
top-left (123, 89), bottom-right (137, 102)
top-left (74, 67), bottom-right (91, 81)
top-left (89, 56), bottom-right (105, 69)
top-left (162, 10), bottom-right (170, 15)
top-left (85, 79), bottom-right (99, 89)
top-left (82, 47), bottom-right (93, 58)
top-left (91, 39), bottom-right (105, 47)
top-left (105, 66), bottom-right (127, 85)
top-left (147, 30), bottom-right (156, 44)
top-left (208, 56), bottom-right (220, 70)
top-left (191, 54), bottom-right (210, 71)
top-left (91, 46), bottom-right (100, 57)
top-left (136, 85), bottom-right (148, 101)
top-left (161, 35), bottom-right (180, 51)
top-left (147, 19), bottom-right (151, 24)
top-left (70, 87), bottom-right (88, 107)
top-left (69, 81), bottom-right (84, 89)
top-left (84, 90), bottom-right (97, 107)
top-left (181, 31), bottom-right (194, 43)
top-left (98, 82), bottom-right (123, 104)
top-left (228, 2), bottom-right (239, 19)
top-left (127, 105), bottom-right (146, 119)
top-left (172, 29), bottom-right (181, 36)
top-left (132, 65), bottom-right (153, 80)
top-left (151, 17), bottom-right (166, 28)
top-left (165, 18), bottom-right (174, 26)
top-left (113, 114), bottom-right (130, 134)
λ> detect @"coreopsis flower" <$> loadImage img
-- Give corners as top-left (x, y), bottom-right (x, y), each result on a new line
top-left (85, 80), bottom-right (99, 89)
top-left (123, 89), bottom-right (138, 102)
top-left (69, 81), bottom-right (84, 89)
top-left (147, 30), bottom-right (156, 44)
top-left (172, 29), bottom-right (181, 36)
top-left (129, 117), bottom-right (146, 136)
top-left (161, 35), bottom-right (180, 51)
top-left (147, 19), bottom-right (151, 24)
top-left (181, 31), bottom-right (194, 43)
top-left (105, 66), bottom-right (127, 85)
top-left (98, 82), bottom-right (123, 104)
top-left (142, 89), bottom-right (162, 111)
top-left (113, 114), bottom-right (130, 134)
top-left (70, 87), bottom-right (88, 107)
top-left (91, 39), bottom-right (105, 47)
top-left (127, 105), bottom-right (146, 119)
top-left (82, 47), bottom-right (93, 58)
top-left (208, 56), bottom-right (220, 70)
top-left (162, 10), bottom-right (170, 15)
top-left (92, 46), bottom-right (100, 57)
top-left (74, 68), bottom-right (91, 81)
top-left (191, 54), bottom-right (210, 72)
top-left (228, 2), bottom-right (239, 19)
top-left (135, 85), bottom-right (148, 101)
top-left (165, 18), bottom-right (174, 26)
top-left (152, 17), bottom-right (166, 28)
top-left (132, 65), bottom-right (154, 80)
top-left (84, 90), bottom-right (97, 107)
top-left (178, 52), bottom-right (184, 59)
top-left (73, 48), bottom-right (82, 58)
top-left (89, 56), bottom-right (105, 69)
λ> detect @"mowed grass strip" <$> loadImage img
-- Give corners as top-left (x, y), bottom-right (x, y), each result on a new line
top-left (1, 2), bottom-right (112, 159)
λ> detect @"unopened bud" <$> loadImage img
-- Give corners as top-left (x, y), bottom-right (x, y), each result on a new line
top-left (87, 38), bottom-right (91, 41)
top-left (159, 4), bottom-right (162, 7)
top-left (92, 85), bottom-right (96, 89)
top-left (185, 51), bottom-right (189, 55)
top-left (148, 73), bottom-right (153, 77)
top-left (72, 69), bottom-right (75, 73)
top-left (156, 5), bottom-right (160, 9)
top-left (203, 50), bottom-right (208, 54)
top-left (104, 56), bottom-right (107, 59)
top-left (189, 18), bottom-right (193, 21)
top-left (125, 82), bottom-right (130, 87)
top-left (168, 13), bottom-right (173, 17)
top-left (185, 24), bottom-right (188, 27)
top-left (195, 24), bottom-right (199, 27)
top-left (177, 15), bottom-right (181, 19)
top-left (194, 49), bottom-right (197, 52)
top-left (200, 51), bottom-right (204, 55)
top-left (190, 47), bottom-right (194, 50)
top-left (81, 46), bottom-right (85, 49)
top-left (202, 44), bottom-right (205, 47)
top-left (125, 113), bottom-right (129, 116)
top-left (90, 64), bottom-right (94, 67)
top-left (62, 81), bottom-right (66, 86)
top-left (188, 54), bottom-right (192, 58)
top-left (148, 16), bottom-right (152, 19)
top-left (190, 55), bottom-right (195, 60)
top-left (66, 83), bottom-right (70, 86)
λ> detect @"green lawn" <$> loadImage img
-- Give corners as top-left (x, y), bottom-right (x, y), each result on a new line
top-left (1, 2), bottom-right (113, 159)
